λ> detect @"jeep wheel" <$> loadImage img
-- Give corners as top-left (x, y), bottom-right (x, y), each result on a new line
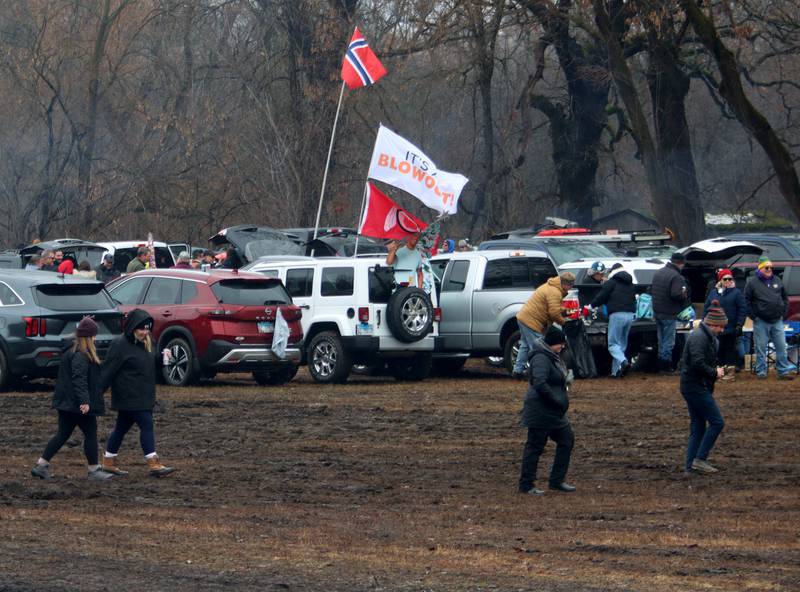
top-left (432, 357), bottom-right (467, 376)
top-left (308, 332), bottom-right (351, 384)
top-left (386, 287), bottom-right (433, 343)
top-left (388, 354), bottom-right (432, 381)
top-left (161, 337), bottom-right (198, 387)
top-left (253, 365), bottom-right (298, 386)
top-left (503, 330), bottom-right (523, 375)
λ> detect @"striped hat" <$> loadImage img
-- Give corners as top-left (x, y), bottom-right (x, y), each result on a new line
top-left (757, 256), bottom-right (772, 270)
top-left (704, 300), bottom-right (728, 327)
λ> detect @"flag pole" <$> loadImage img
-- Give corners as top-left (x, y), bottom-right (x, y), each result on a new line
top-left (312, 80), bottom-right (347, 241)
top-left (353, 182), bottom-right (369, 258)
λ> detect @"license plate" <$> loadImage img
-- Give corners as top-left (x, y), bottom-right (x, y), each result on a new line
top-left (356, 323), bottom-right (373, 335)
top-left (257, 321), bottom-right (274, 333)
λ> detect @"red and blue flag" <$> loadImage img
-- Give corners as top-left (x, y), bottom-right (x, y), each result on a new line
top-left (341, 27), bottom-right (387, 89)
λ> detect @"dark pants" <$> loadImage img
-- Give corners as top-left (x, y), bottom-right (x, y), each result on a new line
top-left (681, 390), bottom-right (725, 471)
top-left (717, 333), bottom-right (740, 367)
top-left (106, 410), bottom-right (156, 456)
top-left (42, 410), bottom-right (99, 465)
top-left (518, 424), bottom-right (574, 491)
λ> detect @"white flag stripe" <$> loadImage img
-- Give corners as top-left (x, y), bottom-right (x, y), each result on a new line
top-left (367, 125), bottom-right (468, 215)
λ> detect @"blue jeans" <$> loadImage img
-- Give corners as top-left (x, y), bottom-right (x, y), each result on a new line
top-left (608, 312), bottom-right (634, 376)
top-left (656, 318), bottom-right (677, 363)
top-left (513, 321), bottom-right (542, 374)
top-left (753, 318), bottom-right (795, 376)
top-left (681, 390), bottom-right (724, 471)
top-left (106, 410), bottom-right (156, 456)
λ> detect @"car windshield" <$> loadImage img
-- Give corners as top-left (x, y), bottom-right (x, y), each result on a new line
top-left (788, 238), bottom-right (800, 253)
top-left (34, 284), bottom-right (115, 311)
top-left (211, 279), bottom-right (291, 305)
top-left (317, 235), bottom-right (388, 257)
top-left (545, 243), bottom-right (616, 266)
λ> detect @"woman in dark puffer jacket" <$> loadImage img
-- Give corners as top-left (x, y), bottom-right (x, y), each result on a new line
top-left (31, 317), bottom-right (114, 481)
top-left (518, 326), bottom-right (576, 496)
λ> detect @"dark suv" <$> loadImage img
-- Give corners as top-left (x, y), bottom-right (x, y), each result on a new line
top-left (0, 270), bottom-right (122, 390)
top-left (106, 269), bottom-right (303, 386)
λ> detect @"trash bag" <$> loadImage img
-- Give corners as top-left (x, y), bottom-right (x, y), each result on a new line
top-left (563, 319), bottom-right (597, 379)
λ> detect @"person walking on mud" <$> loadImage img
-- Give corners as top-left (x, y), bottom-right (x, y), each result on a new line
top-left (680, 302), bottom-right (728, 475)
top-left (518, 326), bottom-right (576, 495)
top-left (31, 317), bottom-right (115, 481)
top-left (100, 309), bottom-right (175, 477)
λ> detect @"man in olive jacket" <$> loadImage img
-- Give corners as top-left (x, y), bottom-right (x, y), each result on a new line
top-left (513, 272), bottom-right (575, 378)
top-left (518, 326), bottom-right (576, 495)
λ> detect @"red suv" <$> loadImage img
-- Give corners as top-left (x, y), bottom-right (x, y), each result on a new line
top-left (106, 269), bottom-right (303, 386)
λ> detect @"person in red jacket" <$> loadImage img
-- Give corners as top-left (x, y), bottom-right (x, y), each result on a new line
top-left (57, 255), bottom-right (75, 274)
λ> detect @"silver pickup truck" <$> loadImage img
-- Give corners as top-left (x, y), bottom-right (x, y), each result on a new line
top-left (430, 249), bottom-right (558, 374)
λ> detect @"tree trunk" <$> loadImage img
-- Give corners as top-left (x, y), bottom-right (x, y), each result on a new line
top-left (682, 0), bottom-right (800, 223)
top-left (646, 42), bottom-right (706, 242)
top-left (593, 0), bottom-right (705, 244)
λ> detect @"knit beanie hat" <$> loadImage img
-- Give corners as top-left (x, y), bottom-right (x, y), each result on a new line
top-left (704, 300), bottom-right (728, 327)
top-left (670, 251), bottom-right (685, 263)
top-left (717, 268), bottom-right (733, 282)
top-left (757, 256), bottom-right (772, 270)
top-left (75, 316), bottom-right (98, 337)
top-left (544, 325), bottom-right (567, 346)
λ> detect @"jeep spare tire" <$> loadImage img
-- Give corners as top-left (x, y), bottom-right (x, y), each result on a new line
top-left (386, 287), bottom-right (433, 343)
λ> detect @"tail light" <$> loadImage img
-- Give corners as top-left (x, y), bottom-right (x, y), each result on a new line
top-left (358, 307), bottom-right (370, 322)
top-left (24, 317), bottom-right (47, 337)
top-left (433, 307), bottom-right (442, 322)
top-left (280, 306), bottom-right (302, 322)
top-left (206, 308), bottom-right (235, 318)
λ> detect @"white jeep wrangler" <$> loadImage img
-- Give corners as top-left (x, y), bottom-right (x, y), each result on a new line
top-left (242, 256), bottom-right (440, 383)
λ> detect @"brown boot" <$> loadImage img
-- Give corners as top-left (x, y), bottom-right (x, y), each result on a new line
top-left (146, 455), bottom-right (175, 477)
top-left (102, 455), bottom-right (129, 476)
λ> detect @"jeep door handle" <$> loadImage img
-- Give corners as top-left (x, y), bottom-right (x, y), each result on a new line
top-left (299, 305), bottom-right (310, 310)
top-left (162, 310), bottom-right (173, 317)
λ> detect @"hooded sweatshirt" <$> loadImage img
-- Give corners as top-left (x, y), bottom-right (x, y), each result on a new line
top-left (99, 308), bottom-right (157, 411)
top-left (590, 270), bottom-right (637, 315)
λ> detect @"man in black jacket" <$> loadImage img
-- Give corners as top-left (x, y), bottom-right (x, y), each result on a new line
top-left (95, 254), bottom-right (121, 284)
top-left (744, 256), bottom-right (795, 379)
top-left (517, 326), bottom-right (576, 495)
top-left (651, 252), bottom-right (689, 373)
top-left (591, 263), bottom-right (638, 377)
top-left (680, 303), bottom-right (727, 475)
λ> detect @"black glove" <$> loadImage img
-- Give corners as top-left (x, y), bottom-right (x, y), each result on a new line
top-left (735, 324), bottom-right (743, 336)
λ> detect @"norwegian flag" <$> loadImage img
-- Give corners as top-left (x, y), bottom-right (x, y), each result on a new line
top-left (341, 27), bottom-right (387, 89)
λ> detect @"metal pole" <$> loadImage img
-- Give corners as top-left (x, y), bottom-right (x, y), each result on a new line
top-left (353, 182), bottom-right (369, 258)
top-left (312, 80), bottom-right (347, 241)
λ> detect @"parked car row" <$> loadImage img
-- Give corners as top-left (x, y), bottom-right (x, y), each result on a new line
top-left (3, 227), bottom-right (799, 390)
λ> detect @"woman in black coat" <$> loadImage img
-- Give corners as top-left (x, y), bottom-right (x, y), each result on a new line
top-left (518, 326), bottom-right (576, 495)
top-left (100, 308), bottom-right (175, 477)
top-left (31, 317), bottom-right (114, 480)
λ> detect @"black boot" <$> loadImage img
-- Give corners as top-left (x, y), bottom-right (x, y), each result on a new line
top-left (658, 359), bottom-right (675, 375)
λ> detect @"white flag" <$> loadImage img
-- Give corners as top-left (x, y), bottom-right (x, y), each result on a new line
top-left (367, 125), bottom-right (469, 215)
top-left (271, 308), bottom-right (290, 360)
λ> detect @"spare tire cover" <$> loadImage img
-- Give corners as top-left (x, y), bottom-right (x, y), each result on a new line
top-left (386, 287), bottom-right (433, 343)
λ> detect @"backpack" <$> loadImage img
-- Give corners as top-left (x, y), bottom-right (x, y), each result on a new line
top-left (635, 293), bottom-right (654, 320)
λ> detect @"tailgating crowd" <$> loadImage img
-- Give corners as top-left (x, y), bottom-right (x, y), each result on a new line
top-left (24, 246), bottom-right (237, 285)
top-left (26, 238), bottom-right (794, 495)
top-left (514, 252), bottom-right (794, 495)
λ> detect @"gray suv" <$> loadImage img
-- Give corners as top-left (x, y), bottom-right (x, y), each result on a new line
top-left (0, 270), bottom-right (122, 390)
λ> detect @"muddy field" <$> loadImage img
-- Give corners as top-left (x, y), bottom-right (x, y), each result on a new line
top-left (1, 361), bottom-right (798, 591)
